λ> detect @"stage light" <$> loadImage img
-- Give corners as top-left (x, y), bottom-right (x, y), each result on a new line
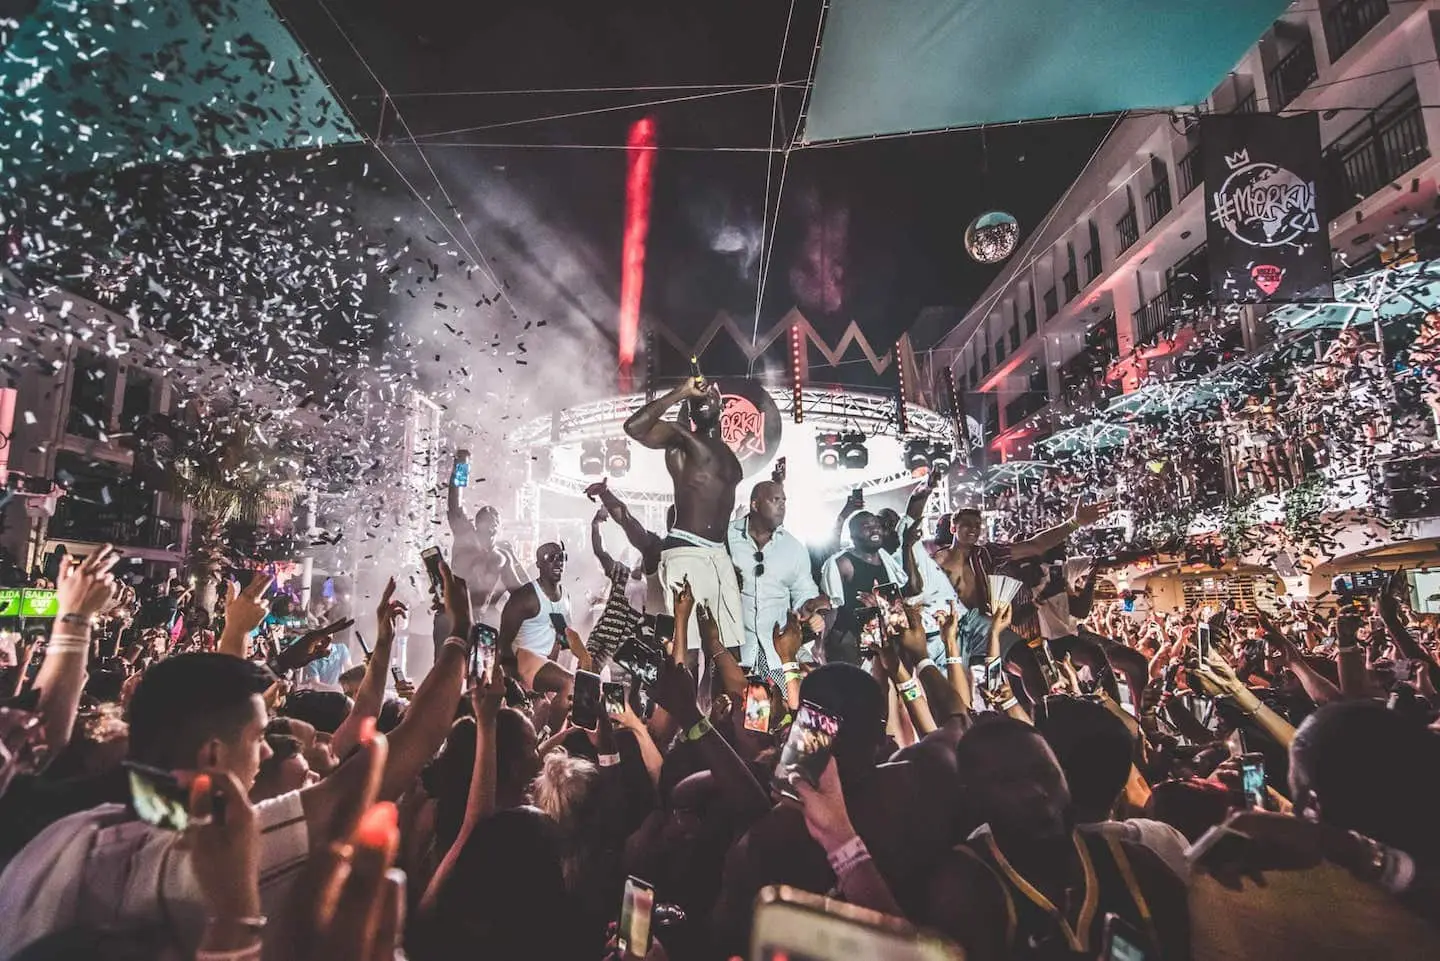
top-left (618, 116), bottom-right (657, 391)
top-left (904, 438), bottom-right (931, 472)
top-left (930, 442), bottom-right (953, 474)
top-left (580, 439), bottom-right (605, 475)
top-left (791, 323), bottom-right (805, 424)
top-left (815, 432), bottom-right (841, 469)
top-left (605, 438), bottom-right (631, 476)
top-left (838, 431), bottom-right (868, 469)
top-left (895, 349), bottom-right (910, 434)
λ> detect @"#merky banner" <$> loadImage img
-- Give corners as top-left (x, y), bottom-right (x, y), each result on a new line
top-left (1203, 113), bottom-right (1333, 303)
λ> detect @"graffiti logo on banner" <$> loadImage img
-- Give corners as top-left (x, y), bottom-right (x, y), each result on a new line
top-left (1251, 264), bottom-right (1285, 296)
top-left (721, 394), bottom-right (768, 459)
top-left (1212, 149), bottom-right (1319, 249)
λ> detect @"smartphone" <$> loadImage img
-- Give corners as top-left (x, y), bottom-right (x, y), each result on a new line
top-left (616, 632), bottom-right (664, 690)
top-left (851, 487), bottom-right (865, 508)
top-left (874, 582), bottom-right (902, 604)
top-left (473, 622), bottom-right (498, 657)
top-left (750, 885), bottom-right (963, 961)
top-left (744, 676), bottom-right (773, 734)
top-left (1196, 621), bottom-right (1212, 662)
top-left (451, 462), bottom-right (470, 487)
top-left (1101, 912), bottom-right (1151, 961)
top-left (124, 762), bottom-right (214, 831)
top-left (858, 607), bottom-right (884, 653)
top-left (1225, 727), bottom-right (1247, 758)
top-left (985, 656), bottom-right (1005, 693)
top-left (1240, 752), bottom-right (1266, 809)
top-left (572, 670), bottom-right (603, 730)
top-left (773, 700), bottom-right (842, 800)
top-left (618, 876), bottom-right (655, 959)
top-left (603, 681), bottom-right (628, 717)
top-left (653, 613), bottom-right (676, 645)
top-left (772, 456), bottom-right (787, 483)
top-left (549, 612), bottom-right (569, 642)
top-left (421, 546), bottom-right (445, 599)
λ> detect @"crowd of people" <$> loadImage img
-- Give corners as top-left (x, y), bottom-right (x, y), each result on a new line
top-left (0, 373), bottom-right (1438, 961)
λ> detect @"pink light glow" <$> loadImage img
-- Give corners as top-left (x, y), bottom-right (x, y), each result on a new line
top-left (618, 117), bottom-right (657, 389)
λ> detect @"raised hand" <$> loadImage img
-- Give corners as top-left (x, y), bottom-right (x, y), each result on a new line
top-left (934, 600), bottom-right (960, 646)
top-left (584, 478), bottom-right (609, 502)
top-left (793, 756), bottom-right (858, 853)
top-left (54, 545), bottom-right (121, 622)
top-left (671, 575), bottom-right (695, 624)
top-left (773, 611), bottom-right (804, 665)
top-left (224, 573), bottom-right (274, 638)
top-left (695, 601), bottom-right (722, 651)
top-left (185, 770), bottom-right (260, 932)
top-left (440, 559), bottom-right (473, 641)
top-left (473, 661), bottom-right (507, 722)
top-left (992, 600), bottom-right (1014, 633)
top-left (592, 507), bottom-right (610, 526)
top-left (649, 658), bottom-right (701, 728)
top-left (374, 578), bottom-right (407, 648)
top-left (897, 603), bottom-right (929, 662)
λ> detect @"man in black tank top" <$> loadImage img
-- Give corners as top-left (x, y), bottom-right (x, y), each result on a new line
top-left (921, 717), bottom-right (1190, 960)
top-left (819, 512), bottom-right (906, 665)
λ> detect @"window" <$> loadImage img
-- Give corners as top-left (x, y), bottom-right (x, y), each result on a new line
top-left (67, 352), bottom-right (109, 439)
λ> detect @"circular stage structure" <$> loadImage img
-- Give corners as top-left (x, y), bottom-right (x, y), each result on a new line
top-left (510, 381), bottom-right (978, 544)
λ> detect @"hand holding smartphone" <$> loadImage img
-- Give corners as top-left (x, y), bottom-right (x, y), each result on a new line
top-left (421, 546), bottom-right (445, 606)
top-left (773, 701), bottom-right (842, 800)
top-left (619, 876), bottom-right (655, 959)
top-left (603, 681), bottom-right (628, 718)
top-left (743, 676), bottom-right (773, 733)
top-left (125, 762), bottom-right (224, 832)
top-left (572, 670), bottom-right (603, 730)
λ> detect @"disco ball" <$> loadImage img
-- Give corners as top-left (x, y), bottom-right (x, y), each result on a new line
top-left (965, 210), bottom-right (1020, 264)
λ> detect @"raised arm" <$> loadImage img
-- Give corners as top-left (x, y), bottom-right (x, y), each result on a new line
top-left (1069, 562), bottom-right (1102, 619)
top-left (1010, 501), bottom-right (1109, 560)
top-left (624, 382), bottom-right (701, 450)
top-left (333, 579), bottom-right (406, 758)
top-left (587, 478), bottom-right (658, 559)
top-left (35, 546), bottom-right (121, 762)
top-left (446, 451), bottom-right (476, 538)
top-left (590, 509), bottom-right (620, 578)
top-left (217, 573), bottom-right (273, 659)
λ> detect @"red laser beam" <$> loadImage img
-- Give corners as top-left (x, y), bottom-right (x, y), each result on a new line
top-left (618, 116), bottom-right (657, 390)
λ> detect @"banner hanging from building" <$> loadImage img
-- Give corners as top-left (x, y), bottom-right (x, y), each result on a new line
top-left (1202, 113), bottom-right (1333, 303)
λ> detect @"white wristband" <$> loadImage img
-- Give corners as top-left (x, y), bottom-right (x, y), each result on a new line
top-left (826, 834), bottom-right (872, 877)
top-left (999, 697), bottom-right (1020, 712)
top-left (943, 656), bottom-right (967, 666)
top-left (915, 657), bottom-right (938, 673)
top-left (597, 753), bottom-right (621, 768)
top-left (895, 677), bottom-right (920, 694)
top-left (779, 662), bottom-right (800, 674)
top-left (196, 946), bottom-right (262, 961)
top-left (442, 636), bottom-right (468, 654)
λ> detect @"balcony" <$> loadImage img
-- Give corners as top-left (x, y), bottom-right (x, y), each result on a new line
top-left (1024, 307), bottom-right (1038, 337)
top-left (1325, 0), bottom-right (1387, 64)
top-left (1177, 147), bottom-right (1201, 199)
top-left (1042, 287), bottom-right (1058, 318)
top-left (1134, 288), bottom-right (1174, 344)
top-left (48, 501), bottom-right (182, 551)
top-left (1143, 175), bottom-right (1173, 229)
top-left (1167, 242), bottom-right (1210, 306)
top-left (1009, 323), bottom-right (1021, 350)
top-left (1084, 246), bottom-right (1102, 282)
top-left (1062, 269), bottom-right (1079, 302)
top-left (1324, 87), bottom-right (1429, 208)
top-left (1116, 207), bottom-right (1139, 254)
top-left (1267, 39), bottom-right (1317, 110)
top-left (1004, 391), bottom-right (1048, 430)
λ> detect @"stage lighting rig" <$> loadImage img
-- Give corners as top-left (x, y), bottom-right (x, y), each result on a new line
top-left (815, 432), bottom-right (841, 469)
top-left (838, 431), bottom-right (868, 470)
top-left (580, 439), bottom-right (605, 476)
top-left (929, 442), bottom-right (954, 474)
top-left (605, 438), bottom-right (631, 476)
top-left (904, 438), bottom-right (931, 472)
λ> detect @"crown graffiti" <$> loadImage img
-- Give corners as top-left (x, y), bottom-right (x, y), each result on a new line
top-left (1224, 149), bottom-right (1250, 170)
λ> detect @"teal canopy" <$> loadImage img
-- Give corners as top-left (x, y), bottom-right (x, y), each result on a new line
top-left (0, 0), bottom-right (359, 179)
top-left (1037, 421), bottom-right (1131, 457)
top-left (1267, 259), bottom-right (1440, 332)
top-left (803, 0), bottom-right (1293, 143)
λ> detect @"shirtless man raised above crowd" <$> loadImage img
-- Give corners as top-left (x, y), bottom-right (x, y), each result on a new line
top-left (446, 450), bottom-right (527, 623)
top-left (624, 377), bottom-right (745, 659)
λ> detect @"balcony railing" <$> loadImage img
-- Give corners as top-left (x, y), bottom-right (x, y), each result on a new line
top-left (1135, 288), bottom-right (1174, 344)
top-left (1177, 147), bottom-right (1201, 199)
top-left (1324, 89), bottom-right (1429, 208)
top-left (1234, 90), bottom-right (1258, 114)
top-left (1325, 0), bottom-right (1387, 63)
top-left (1084, 246), bottom-right (1102, 282)
top-left (1062, 269), bottom-right (1079, 302)
top-left (1267, 39), bottom-right (1318, 110)
top-left (1116, 208), bottom-right (1139, 254)
top-left (1004, 391), bottom-right (1048, 429)
top-left (1143, 175), bottom-right (1173, 229)
top-left (48, 503), bottom-right (181, 551)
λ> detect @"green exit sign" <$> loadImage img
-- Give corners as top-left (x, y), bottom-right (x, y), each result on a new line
top-left (19, 590), bottom-right (59, 618)
top-left (0, 589), bottom-right (21, 617)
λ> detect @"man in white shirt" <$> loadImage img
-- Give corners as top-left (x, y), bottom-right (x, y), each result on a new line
top-left (727, 481), bottom-right (828, 681)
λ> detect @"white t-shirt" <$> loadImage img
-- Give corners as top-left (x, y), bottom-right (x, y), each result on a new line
top-left (0, 790), bottom-right (308, 960)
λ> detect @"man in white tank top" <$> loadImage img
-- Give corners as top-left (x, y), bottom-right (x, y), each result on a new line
top-left (498, 542), bottom-right (576, 725)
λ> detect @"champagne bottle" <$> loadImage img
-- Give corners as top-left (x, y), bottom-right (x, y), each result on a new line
top-left (690, 355), bottom-right (705, 390)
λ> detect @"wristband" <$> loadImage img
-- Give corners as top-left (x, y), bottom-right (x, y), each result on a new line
top-left (59, 613), bottom-right (91, 627)
top-left (597, 753), bottom-right (621, 768)
top-left (915, 657), bottom-right (938, 673)
top-left (895, 677), bottom-right (919, 695)
top-left (900, 684), bottom-right (924, 703)
top-left (205, 916), bottom-right (267, 934)
top-left (442, 636), bottom-right (468, 654)
top-left (998, 697), bottom-right (1019, 712)
top-left (826, 835), bottom-right (872, 877)
top-left (779, 662), bottom-right (800, 674)
top-left (943, 656), bottom-right (967, 667)
top-left (196, 948), bottom-right (262, 961)
top-left (683, 717), bottom-right (713, 742)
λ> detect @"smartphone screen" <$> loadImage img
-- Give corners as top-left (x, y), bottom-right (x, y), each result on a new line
top-left (572, 670), bottom-right (603, 730)
top-left (618, 876), bottom-right (654, 959)
top-left (653, 613), bottom-right (676, 645)
top-left (1196, 622), bottom-right (1212, 662)
top-left (744, 676), bottom-right (773, 733)
top-left (452, 462), bottom-right (470, 487)
top-left (851, 487), bottom-right (864, 508)
top-left (603, 681), bottom-right (627, 717)
top-left (421, 546), bottom-right (445, 598)
top-left (549, 612), bottom-right (569, 642)
top-left (858, 607), bottom-right (883, 653)
top-left (125, 762), bottom-right (195, 831)
top-left (874, 582), bottom-right (901, 605)
top-left (1240, 753), bottom-right (1266, 809)
top-left (773, 700), bottom-right (842, 799)
top-left (985, 656), bottom-right (1005, 693)
top-left (1102, 912), bottom-right (1151, 961)
top-left (616, 632), bottom-right (663, 689)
